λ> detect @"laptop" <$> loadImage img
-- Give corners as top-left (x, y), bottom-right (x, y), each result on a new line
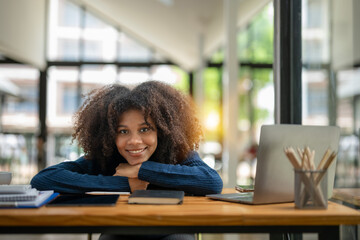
top-left (207, 124), bottom-right (340, 204)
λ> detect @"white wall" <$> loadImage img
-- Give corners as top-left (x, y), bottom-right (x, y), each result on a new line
top-left (0, 0), bottom-right (47, 70)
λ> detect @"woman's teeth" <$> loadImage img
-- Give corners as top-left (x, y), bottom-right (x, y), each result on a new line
top-left (128, 149), bottom-right (144, 154)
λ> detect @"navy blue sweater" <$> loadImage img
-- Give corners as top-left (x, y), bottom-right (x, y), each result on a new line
top-left (30, 151), bottom-right (223, 196)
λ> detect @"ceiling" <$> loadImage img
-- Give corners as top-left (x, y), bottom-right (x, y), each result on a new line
top-left (0, 0), bottom-right (270, 72)
top-left (75, 0), bottom-right (270, 71)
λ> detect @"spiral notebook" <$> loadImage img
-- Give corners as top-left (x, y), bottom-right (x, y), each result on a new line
top-left (0, 190), bottom-right (58, 208)
top-left (0, 188), bottom-right (38, 201)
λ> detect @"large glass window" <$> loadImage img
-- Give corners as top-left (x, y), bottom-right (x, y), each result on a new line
top-left (0, 65), bottom-right (39, 184)
top-left (118, 33), bottom-right (153, 62)
top-left (206, 2), bottom-right (274, 184)
top-left (57, 0), bottom-right (81, 27)
top-left (302, 0), bottom-right (360, 187)
top-left (83, 12), bottom-right (117, 61)
top-left (236, 67), bottom-right (273, 185)
top-left (0, 65), bottom-right (39, 131)
top-left (49, 0), bottom-right (151, 63)
top-left (45, 0), bottom-right (189, 167)
top-left (236, 3), bottom-right (274, 185)
top-left (150, 65), bottom-right (190, 93)
top-left (238, 4), bottom-right (273, 64)
top-left (47, 64), bottom-right (117, 165)
top-left (48, 66), bottom-right (79, 120)
top-left (48, 0), bottom-right (81, 61)
top-left (203, 67), bottom-right (222, 142)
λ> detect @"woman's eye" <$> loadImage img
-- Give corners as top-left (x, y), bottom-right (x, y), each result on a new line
top-left (118, 129), bottom-right (128, 134)
top-left (140, 127), bottom-right (150, 133)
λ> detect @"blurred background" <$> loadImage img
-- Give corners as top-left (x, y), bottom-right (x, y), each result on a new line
top-left (0, 0), bottom-right (359, 202)
top-left (0, 0), bottom-right (359, 240)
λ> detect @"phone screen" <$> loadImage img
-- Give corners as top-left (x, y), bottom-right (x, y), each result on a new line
top-left (235, 185), bottom-right (254, 193)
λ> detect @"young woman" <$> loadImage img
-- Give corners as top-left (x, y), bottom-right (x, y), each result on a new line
top-left (31, 81), bottom-right (223, 196)
top-left (31, 81), bottom-right (222, 239)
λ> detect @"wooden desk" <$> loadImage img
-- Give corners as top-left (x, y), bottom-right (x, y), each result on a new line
top-left (0, 194), bottom-right (359, 240)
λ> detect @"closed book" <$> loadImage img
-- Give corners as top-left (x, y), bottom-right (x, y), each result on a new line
top-left (128, 190), bottom-right (184, 205)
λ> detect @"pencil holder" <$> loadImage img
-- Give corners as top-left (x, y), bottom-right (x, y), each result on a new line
top-left (294, 169), bottom-right (327, 209)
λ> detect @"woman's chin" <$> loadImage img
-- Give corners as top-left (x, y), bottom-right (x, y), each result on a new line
top-left (127, 158), bottom-right (147, 166)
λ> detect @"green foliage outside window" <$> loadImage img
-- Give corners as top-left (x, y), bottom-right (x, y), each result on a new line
top-left (172, 66), bottom-right (190, 94)
top-left (238, 4), bottom-right (274, 63)
top-left (205, 2), bottom-right (274, 142)
top-left (238, 68), bottom-right (272, 126)
top-left (203, 68), bottom-right (222, 141)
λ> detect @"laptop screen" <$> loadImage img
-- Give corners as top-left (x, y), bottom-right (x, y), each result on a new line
top-left (253, 124), bottom-right (340, 204)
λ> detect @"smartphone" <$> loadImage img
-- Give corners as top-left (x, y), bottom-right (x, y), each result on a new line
top-left (235, 185), bottom-right (254, 193)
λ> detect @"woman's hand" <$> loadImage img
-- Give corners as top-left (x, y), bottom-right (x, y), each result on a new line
top-left (128, 178), bottom-right (149, 192)
top-left (113, 163), bottom-right (149, 192)
top-left (113, 163), bottom-right (141, 178)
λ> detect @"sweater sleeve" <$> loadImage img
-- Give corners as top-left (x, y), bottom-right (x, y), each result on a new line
top-left (30, 157), bottom-right (130, 194)
top-left (138, 151), bottom-right (223, 196)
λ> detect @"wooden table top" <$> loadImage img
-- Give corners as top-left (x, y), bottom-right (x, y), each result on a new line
top-left (0, 193), bottom-right (360, 227)
top-left (332, 188), bottom-right (360, 207)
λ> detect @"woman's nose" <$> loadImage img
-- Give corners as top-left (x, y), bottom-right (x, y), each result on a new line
top-left (127, 133), bottom-right (142, 144)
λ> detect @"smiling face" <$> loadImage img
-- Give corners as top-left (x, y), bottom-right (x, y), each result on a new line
top-left (115, 109), bottom-right (158, 165)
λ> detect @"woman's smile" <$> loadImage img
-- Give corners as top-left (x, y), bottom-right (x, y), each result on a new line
top-left (115, 109), bottom-right (158, 165)
top-left (127, 148), bottom-right (147, 154)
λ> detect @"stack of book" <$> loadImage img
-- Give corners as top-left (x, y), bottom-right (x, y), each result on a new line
top-left (0, 185), bottom-right (58, 208)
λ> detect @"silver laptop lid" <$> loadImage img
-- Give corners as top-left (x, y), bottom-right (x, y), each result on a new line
top-left (253, 124), bottom-right (340, 204)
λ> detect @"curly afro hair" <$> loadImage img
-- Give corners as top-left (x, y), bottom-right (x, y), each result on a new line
top-left (72, 81), bottom-right (203, 175)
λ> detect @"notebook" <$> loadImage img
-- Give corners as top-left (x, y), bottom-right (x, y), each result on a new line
top-left (207, 124), bottom-right (340, 204)
top-left (0, 188), bottom-right (38, 201)
top-left (0, 190), bottom-right (58, 208)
